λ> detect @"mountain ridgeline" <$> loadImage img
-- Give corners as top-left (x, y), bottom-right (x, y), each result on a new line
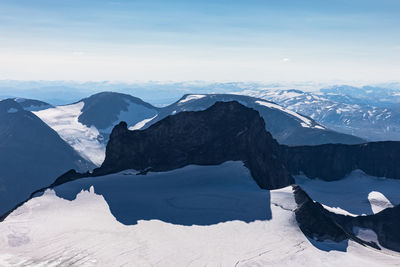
top-left (97, 101), bottom-right (400, 187)
top-left (97, 101), bottom-right (293, 189)
top-left (2, 100), bottom-right (400, 252)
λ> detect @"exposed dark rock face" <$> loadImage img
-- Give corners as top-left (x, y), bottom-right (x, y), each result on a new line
top-left (95, 101), bottom-right (294, 189)
top-left (352, 205), bottom-right (400, 252)
top-left (293, 185), bottom-right (382, 250)
top-left (293, 185), bottom-right (349, 243)
top-left (144, 94), bottom-right (365, 146)
top-left (281, 142), bottom-right (400, 181)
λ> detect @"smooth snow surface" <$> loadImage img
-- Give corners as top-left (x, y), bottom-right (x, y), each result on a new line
top-left (1, 162), bottom-right (399, 266)
top-left (53, 161), bottom-right (271, 225)
top-left (34, 100), bottom-right (158, 165)
top-left (295, 170), bottom-right (400, 215)
top-left (368, 191), bottom-right (394, 214)
top-left (33, 102), bottom-right (105, 166)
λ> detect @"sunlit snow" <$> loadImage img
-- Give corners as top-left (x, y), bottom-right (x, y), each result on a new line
top-left (179, 94), bottom-right (206, 104)
top-left (33, 102), bottom-right (106, 166)
top-left (0, 162), bottom-right (399, 266)
top-left (255, 100), bottom-right (324, 129)
top-left (295, 170), bottom-right (400, 216)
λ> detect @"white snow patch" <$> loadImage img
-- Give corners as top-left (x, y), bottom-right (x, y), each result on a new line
top-left (322, 205), bottom-right (357, 217)
top-left (179, 94), bottom-right (206, 104)
top-left (368, 191), bottom-right (394, 214)
top-left (33, 102), bottom-right (105, 166)
top-left (129, 114), bottom-right (157, 130)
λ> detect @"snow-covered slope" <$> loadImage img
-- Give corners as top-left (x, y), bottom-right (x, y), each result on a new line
top-left (295, 170), bottom-right (400, 216)
top-left (240, 87), bottom-right (400, 141)
top-left (34, 92), bottom-right (159, 165)
top-left (0, 99), bottom-right (94, 216)
top-left (34, 102), bottom-right (106, 166)
top-left (143, 94), bottom-right (364, 146)
top-left (1, 162), bottom-right (398, 266)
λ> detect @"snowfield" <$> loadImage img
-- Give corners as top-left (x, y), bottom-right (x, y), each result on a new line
top-left (33, 100), bottom-right (157, 166)
top-left (295, 170), bottom-right (400, 216)
top-left (0, 162), bottom-right (399, 266)
top-left (33, 102), bottom-right (105, 166)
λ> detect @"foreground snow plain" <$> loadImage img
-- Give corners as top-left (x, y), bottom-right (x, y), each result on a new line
top-left (0, 162), bottom-right (399, 266)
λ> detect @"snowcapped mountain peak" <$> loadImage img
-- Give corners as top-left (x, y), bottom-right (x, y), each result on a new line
top-left (33, 92), bottom-right (159, 166)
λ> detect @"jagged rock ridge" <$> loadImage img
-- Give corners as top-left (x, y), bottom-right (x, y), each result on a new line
top-left (96, 101), bottom-right (293, 189)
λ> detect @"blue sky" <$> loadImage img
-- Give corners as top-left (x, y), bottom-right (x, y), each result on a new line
top-left (0, 0), bottom-right (399, 82)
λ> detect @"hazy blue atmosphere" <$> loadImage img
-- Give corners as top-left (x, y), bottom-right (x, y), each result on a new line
top-left (1, 0), bottom-right (399, 82)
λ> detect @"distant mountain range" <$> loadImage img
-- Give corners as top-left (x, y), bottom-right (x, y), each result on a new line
top-left (240, 85), bottom-right (400, 141)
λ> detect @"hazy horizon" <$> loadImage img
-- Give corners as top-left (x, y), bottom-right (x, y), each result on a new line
top-left (1, 0), bottom-right (399, 82)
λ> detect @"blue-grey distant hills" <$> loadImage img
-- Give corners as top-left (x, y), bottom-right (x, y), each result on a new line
top-left (241, 85), bottom-right (400, 141)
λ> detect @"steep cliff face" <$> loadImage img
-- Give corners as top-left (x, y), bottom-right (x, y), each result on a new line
top-left (281, 142), bottom-right (400, 181)
top-left (352, 205), bottom-right (400, 252)
top-left (96, 101), bottom-right (293, 189)
top-left (293, 185), bottom-right (349, 243)
top-left (293, 185), bottom-right (400, 252)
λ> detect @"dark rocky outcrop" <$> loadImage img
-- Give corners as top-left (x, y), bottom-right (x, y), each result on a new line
top-left (144, 94), bottom-right (365, 146)
top-left (293, 185), bottom-right (382, 250)
top-left (352, 205), bottom-right (400, 252)
top-left (281, 142), bottom-right (400, 181)
top-left (293, 185), bottom-right (349, 243)
top-left (95, 101), bottom-right (294, 189)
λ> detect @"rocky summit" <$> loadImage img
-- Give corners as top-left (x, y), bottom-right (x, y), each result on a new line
top-left (97, 101), bottom-right (294, 189)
